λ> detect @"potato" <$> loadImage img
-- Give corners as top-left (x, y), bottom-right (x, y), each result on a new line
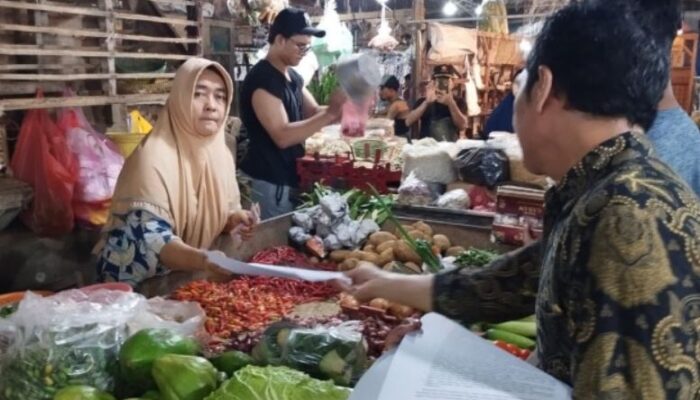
top-left (363, 244), bottom-right (375, 253)
top-left (383, 260), bottom-right (402, 271)
top-left (330, 250), bottom-right (352, 263)
top-left (433, 234), bottom-right (451, 253)
top-left (339, 295), bottom-right (359, 308)
top-left (368, 231), bottom-right (398, 247)
top-left (369, 298), bottom-right (390, 311)
top-left (376, 240), bottom-right (396, 253)
top-left (394, 240), bottom-right (422, 264)
top-left (395, 225), bottom-right (414, 237)
top-left (407, 229), bottom-right (431, 243)
top-left (353, 251), bottom-right (380, 265)
top-left (388, 303), bottom-right (415, 319)
top-left (404, 262), bottom-right (422, 273)
top-left (339, 258), bottom-right (360, 271)
top-left (446, 246), bottom-right (466, 257)
top-left (377, 248), bottom-right (395, 266)
top-left (412, 221), bottom-right (433, 237)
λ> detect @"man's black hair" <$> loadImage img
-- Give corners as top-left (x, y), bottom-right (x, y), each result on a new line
top-left (524, 1), bottom-right (669, 130)
top-left (627, 0), bottom-right (682, 50)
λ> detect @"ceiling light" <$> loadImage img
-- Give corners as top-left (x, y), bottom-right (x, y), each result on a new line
top-left (443, 1), bottom-right (458, 16)
top-left (519, 39), bottom-right (533, 54)
top-left (677, 28), bottom-right (684, 36)
top-left (475, 5), bottom-right (483, 16)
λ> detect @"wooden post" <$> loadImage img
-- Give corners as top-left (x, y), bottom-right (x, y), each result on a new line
top-left (186, 1), bottom-right (203, 56)
top-left (99, 0), bottom-right (126, 130)
top-left (34, 0), bottom-right (49, 75)
top-left (411, 0), bottom-right (425, 139)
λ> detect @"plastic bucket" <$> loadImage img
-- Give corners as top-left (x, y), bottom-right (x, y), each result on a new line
top-left (107, 132), bottom-right (147, 158)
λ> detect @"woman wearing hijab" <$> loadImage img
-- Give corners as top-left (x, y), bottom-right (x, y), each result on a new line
top-left (95, 58), bottom-right (255, 285)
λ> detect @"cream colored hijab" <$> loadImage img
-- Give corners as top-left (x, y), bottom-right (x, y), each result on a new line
top-left (107, 58), bottom-right (240, 249)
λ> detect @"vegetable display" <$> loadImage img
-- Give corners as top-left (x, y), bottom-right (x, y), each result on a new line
top-left (151, 355), bottom-right (219, 400)
top-left (119, 328), bottom-right (200, 393)
top-left (53, 385), bottom-right (116, 400)
top-left (171, 278), bottom-right (338, 352)
top-left (454, 248), bottom-right (500, 268)
top-left (204, 365), bottom-right (351, 400)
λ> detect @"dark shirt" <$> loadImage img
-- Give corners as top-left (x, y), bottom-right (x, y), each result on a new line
top-left (414, 97), bottom-right (467, 140)
top-left (240, 60), bottom-right (305, 187)
top-left (482, 92), bottom-right (515, 139)
top-left (434, 132), bottom-right (700, 397)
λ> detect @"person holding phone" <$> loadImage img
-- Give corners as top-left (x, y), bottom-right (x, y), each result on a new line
top-left (404, 65), bottom-right (468, 141)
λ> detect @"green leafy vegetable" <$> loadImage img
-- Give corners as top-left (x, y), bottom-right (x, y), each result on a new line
top-left (307, 70), bottom-right (339, 106)
top-left (454, 248), bottom-right (500, 268)
top-left (204, 365), bottom-right (351, 400)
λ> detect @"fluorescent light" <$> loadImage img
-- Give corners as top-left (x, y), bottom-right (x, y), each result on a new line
top-left (443, 1), bottom-right (458, 16)
top-left (519, 39), bottom-right (532, 54)
top-left (677, 28), bottom-right (684, 36)
top-left (475, 5), bottom-right (483, 15)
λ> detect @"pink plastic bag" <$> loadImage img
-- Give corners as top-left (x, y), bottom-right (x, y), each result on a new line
top-left (58, 89), bottom-right (124, 226)
top-left (341, 98), bottom-right (372, 137)
top-left (11, 92), bottom-right (78, 236)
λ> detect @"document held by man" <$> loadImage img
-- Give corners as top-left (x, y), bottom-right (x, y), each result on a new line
top-left (352, 313), bottom-right (571, 400)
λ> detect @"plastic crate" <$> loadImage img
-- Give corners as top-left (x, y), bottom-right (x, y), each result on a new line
top-left (296, 154), bottom-right (353, 192)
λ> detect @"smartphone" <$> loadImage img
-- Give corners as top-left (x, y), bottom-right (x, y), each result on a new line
top-left (436, 76), bottom-right (450, 92)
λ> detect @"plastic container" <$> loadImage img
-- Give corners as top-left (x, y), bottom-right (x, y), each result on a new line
top-left (107, 132), bottom-right (147, 158)
top-left (0, 177), bottom-right (33, 231)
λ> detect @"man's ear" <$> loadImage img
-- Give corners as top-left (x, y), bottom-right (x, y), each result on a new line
top-left (533, 65), bottom-right (554, 113)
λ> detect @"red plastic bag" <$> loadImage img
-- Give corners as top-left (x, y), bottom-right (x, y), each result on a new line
top-left (11, 98), bottom-right (78, 236)
top-left (57, 90), bottom-right (124, 227)
top-left (341, 98), bottom-right (372, 137)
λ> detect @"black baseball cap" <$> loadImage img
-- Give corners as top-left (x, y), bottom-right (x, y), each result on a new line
top-left (380, 75), bottom-right (400, 91)
top-left (432, 64), bottom-right (458, 78)
top-left (268, 8), bottom-right (326, 43)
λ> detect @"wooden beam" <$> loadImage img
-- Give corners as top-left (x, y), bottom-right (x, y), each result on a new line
top-left (0, 23), bottom-right (201, 44)
top-left (150, 0), bottom-right (196, 5)
top-left (411, 0), bottom-right (425, 140)
top-left (0, 46), bottom-right (191, 60)
top-left (0, 73), bottom-right (176, 81)
top-left (0, 82), bottom-right (64, 96)
top-left (113, 11), bottom-right (196, 26)
top-left (0, 0), bottom-right (106, 18)
top-left (0, 63), bottom-right (97, 71)
top-left (0, 94), bottom-right (169, 111)
top-left (0, 2), bottom-right (195, 26)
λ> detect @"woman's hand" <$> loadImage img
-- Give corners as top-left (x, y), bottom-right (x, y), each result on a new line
top-left (224, 209), bottom-right (257, 240)
top-left (199, 250), bottom-right (233, 282)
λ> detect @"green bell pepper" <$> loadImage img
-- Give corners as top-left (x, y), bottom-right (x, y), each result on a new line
top-left (152, 355), bottom-right (219, 400)
top-left (209, 351), bottom-right (254, 377)
top-left (53, 385), bottom-right (115, 400)
top-left (119, 329), bottom-right (200, 392)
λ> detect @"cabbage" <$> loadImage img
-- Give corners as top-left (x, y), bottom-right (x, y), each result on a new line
top-left (204, 365), bottom-right (351, 400)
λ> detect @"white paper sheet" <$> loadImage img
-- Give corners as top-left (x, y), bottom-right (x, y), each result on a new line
top-left (205, 251), bottom-right (352, 285)
top-left (351, 313), bottom-right (571, 400)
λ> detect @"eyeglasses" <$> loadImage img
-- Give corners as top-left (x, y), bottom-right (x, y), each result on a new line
top-left (288, 38), bottom-right (312, 54)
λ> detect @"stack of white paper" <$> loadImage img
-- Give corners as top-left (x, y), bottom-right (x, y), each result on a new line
top-left (351, 313), bottom-right (571, 400)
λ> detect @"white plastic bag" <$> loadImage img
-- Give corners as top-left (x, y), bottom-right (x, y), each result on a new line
top-left (312, 0), bottom-right (353, 69)
top-left (0, 290), bottom-right (145, 398)
top-left (397, 171), bottom-right (435, 206)
top-left (127, 297), bottom-right (206, 339)
top-left (436, 189), bottom-right (471, 210)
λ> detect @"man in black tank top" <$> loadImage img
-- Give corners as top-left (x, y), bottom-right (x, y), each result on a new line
top-left (240, 8), bottom-right (345, 219)
top-left (378, 75), bottom-right (410, 138)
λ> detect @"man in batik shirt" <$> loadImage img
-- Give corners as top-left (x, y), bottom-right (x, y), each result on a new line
top-left (340, 2), bottom-right (700, 398)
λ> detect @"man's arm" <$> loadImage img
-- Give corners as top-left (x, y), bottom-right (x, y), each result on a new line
top-left (252, 88), bottom-right (342, 149)
top-left (432, 240), bottom-right (541, 324)
top-left (444, 96), bottom-right (468, 131)
top-left (302, 87), bottom-right (324, 119)
top-left (342, 240), bottom-right (542, 324)
top-left (387, 100), bottom-right (410, 120)
top-left (404, 99), bottom-right (430, 126)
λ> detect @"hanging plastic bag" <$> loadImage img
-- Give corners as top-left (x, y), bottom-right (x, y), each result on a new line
top-left (340, 98), bottom-right (372, 137)
top-left (0, 290), bottom-right (145, 399)
top-left (10, 93), bottom-right (78, 236)
top-left (312, 0), bottom-right (353, 69)
top-left (127, 297), bottom-right (207, 340)
top-left (454, 147), bottom-right (510, 188)
top-left (57, 90), bottom-right (125, 227)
